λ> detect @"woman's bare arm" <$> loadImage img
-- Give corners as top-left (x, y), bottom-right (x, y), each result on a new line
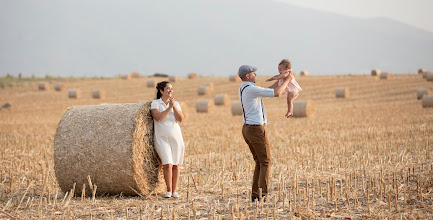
top-left (151, 106), bottom-right (172, 121)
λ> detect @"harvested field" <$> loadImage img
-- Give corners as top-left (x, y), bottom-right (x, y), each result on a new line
top-left (0, 74), bottom-right (432, 219)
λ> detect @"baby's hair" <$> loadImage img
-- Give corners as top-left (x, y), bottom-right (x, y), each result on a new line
top-left (279, 59), bottom-right (292, 70)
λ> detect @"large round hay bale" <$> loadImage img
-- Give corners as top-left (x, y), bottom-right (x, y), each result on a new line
top-left (68, 89), bottom-right (81, 99)
top-left (371, 69), bottom-right (381, 76)
top-left (418, 69), bottom-right (426, 74)
top-left (422, 95), bottom-right (433, 107)
top-left (423, 71), bottom-right (432, 79)
top-left (335, 88), bottom-right (350, 98)
top-left (38, 82), bottom-right (49, 90)
top-left (380, 72), bottom-right (390, 79)
top-left (417, 88), bottom-right (431, 100)
top-left (300, 71), bottom-right (309, 76)
top-left (229, 75), bottom-right (241, 82)
top-left (214, 94), bottom-right (230, 106)
top-left (92, 89), bottom-right (106, 99)
top-left (121, 74), bottom-right (131, 80)
top-left (196, 99), bottom-right (214, 113)
top-left (54, 102), bottom-right (161, 196)
top-left (231, 101), bottom-right (242, 116)
top-left (188, 73), bottom-right (198, 79)
top-left (427, 72), bottom-right (433, 81)
top-left (169, 76), bottom-right (178, 82)
top-left (54, 83), bottom-right (64, 91)
top-left (293, 100), bottom-right (315, 117)
top-left (147, 79), bottom-right (156, 88)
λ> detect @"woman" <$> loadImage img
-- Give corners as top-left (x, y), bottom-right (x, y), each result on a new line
top-left (150, 81), bottom-right (185, 198)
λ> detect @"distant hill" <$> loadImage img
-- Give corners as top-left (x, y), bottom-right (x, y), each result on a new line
top-left (1, 0), bottom-right (433, 77)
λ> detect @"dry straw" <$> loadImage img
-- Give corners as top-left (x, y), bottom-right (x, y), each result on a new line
top-left (231, 101), bottom-right (242, 116)
top-left (422, 95), bottom-right (433, 107)
top-left (380, 72), bottom-right (390, 80)
top-left (293, 100), bottom-right (315, 117)
top-left (336, 88), bottom-right (350, 98)
top-left (300, 71), bottom-right (309, 76)
top-left (196, 99), bottom-right (214, 113)
top-left (68, 89), bottom-right (81, 99)
top-left (169, 76), bottom-right (178, 82)
top-left (423, 71), bottom-right (432, 79)
top-left (54, 102), bottom-right (162, 196)
top-left (427, 72), bottom-right (433, 81)
top-left (38, 82), bottom-right (49, 90)
top-left (188, 73), bottom-right (198, 79)
top-left (147, 79), bottom-right (156, 88)
top-left (214, 94), bottom-right (230, 106)
top-left (371, 69), bottom-right (381, 76)
top-left (229, 75), bottom-right (241, 82)
top-left (92, 89), bottom-right (106, 99)
top-left (54, 83), bottom-right (64, 91)
top-left (418, 69), bottom-right (426, 74)
top-left (417, 88), bottom-right (431, 100)
top-left (178, 102), bottom-right (188, 120)
top-left (121, 74), bottom-right (131, 80)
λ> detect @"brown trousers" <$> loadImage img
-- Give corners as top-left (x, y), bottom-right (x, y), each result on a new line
top-left (242, 124), bottom-right (271, 197)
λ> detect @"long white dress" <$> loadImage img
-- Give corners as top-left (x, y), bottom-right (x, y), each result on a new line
top-left (151, 99), bottom-right (185, 165)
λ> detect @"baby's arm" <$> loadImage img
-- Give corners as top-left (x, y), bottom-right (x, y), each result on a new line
top-left (265, 70), bottom-right (292, 82)
top-left (265, 74), bottom-right (281, 82)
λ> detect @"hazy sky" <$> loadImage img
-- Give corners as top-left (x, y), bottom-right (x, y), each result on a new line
top-left (275, 0), bottom-right (433, 33)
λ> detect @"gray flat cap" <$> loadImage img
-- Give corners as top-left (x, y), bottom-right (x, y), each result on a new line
top-left (238, 65), bottom-right (257, 78)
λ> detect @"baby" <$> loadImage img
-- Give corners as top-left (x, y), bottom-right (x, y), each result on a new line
top-left (266, 59), bottom-right (302, 118)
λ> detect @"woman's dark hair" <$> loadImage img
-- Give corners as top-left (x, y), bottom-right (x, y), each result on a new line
top-left (156, 81), bottom-right (170, 99)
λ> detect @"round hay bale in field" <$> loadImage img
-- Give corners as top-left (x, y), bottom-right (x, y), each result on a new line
top-left (168, 76), bottom-right (178, 82)
top-left (371, 69), bottom-right (381, 76)
top-left (197, 84), bottom-right (213, 95)
top-left (38, 82), bottom-right (49, 90)
top-left (335, 87), bottom-right (350, 98)
top-left (418, 69), bottom-right (426, 74)
top-left (92, 89), bottom-right (106, 99)
top-left (188, 73), bottom-right (198, 79)
top-left (68, 89), bottom-right (81, 99)
top-left (422, 95), bottom-right (433, 107)
top-left (229, 75), bottom-right (241, 82)
top-left (427, 72), bottom-right (433, 81)
top-left (54, 83), bottom-right (64, 91)
top-left (214, 94), bottom-right (230, 106)
top-left (202, 82), bottom-right (214, 90)
top-left (417, 88), bottom-right (431, 100)
top-left (423, 71), bottom-right (432, 79)
top-left (54, 102), bottom-right (161, 196)
top-left (231, 101), bottom-right (242, 116)
top-left (196, 99), bottom-right (214, 113)
top-left (121, 74), bottom-right (131, 80)
top-left (293, 100), bottom-right (315, 117)
top-left (131, 72), bottom-right (141, 78)
top-left (380, 72), bottom-right (390, 79)
top-left (300, 71), bottom-right (309, 76)
top-left (147, 79), bottom-right (156, 88)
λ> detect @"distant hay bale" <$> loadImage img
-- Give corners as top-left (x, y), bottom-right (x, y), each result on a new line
top-left (335, 88), bottom-right (350, 98)
top-left (196, 99), bottom-right (214, 113)
top-left (38, 82), bottom-right (49, 90)
top-left (423, 71), bottom-right (432, 79)
top-left (147, 79), bottom-right (156, 88)
top-left (197, 83), bottom-right (214, 95)
top-left (417, 88), bottom-right (431, 100)
top-left (422, 95), bottom-right (433, 107)
top-left (231, 101), bottom-right (242, 116)
top-left (121, 74), bottom-right (131, 80)
top-left (380, 72), bottom-right (390, 79)
top-left (300, 71), bottom-right (309, 76)
top-left (131, 72), bottom-right (141, 78)
top-left (229, 75), bottom-right (241, 82)
top-left (54, 83), bottom-right (64, 91)
top-left (92, 89), bottom-right (106, 99)
top-left (214, 94), bottom-right (230, 105)
top-left (418, 69), bottom-right (426, 74)
top-left (293, 100), bottom-right (315, 117)
top-left (427, 72), bottom-right (433, 81)
top-left (188, 73), bottom-right (198, 79)
top-left (371, 69), bottom-right (381, 76)
top-left (169, 76), bottom-right (178, 82)
top-left (54, 102), bottom-right (161, 196)
top-left (68, 89), bottom-right (81, 99)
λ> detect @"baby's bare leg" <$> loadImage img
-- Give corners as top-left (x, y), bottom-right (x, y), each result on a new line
top-left (285, 91), bottom-right (297, 118)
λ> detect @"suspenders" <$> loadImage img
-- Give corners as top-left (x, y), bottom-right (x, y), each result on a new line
top-left (240, 85), bottom-right (265, 124)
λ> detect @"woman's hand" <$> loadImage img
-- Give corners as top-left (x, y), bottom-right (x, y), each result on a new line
top-left (168, 97), bottom-right (175, 109)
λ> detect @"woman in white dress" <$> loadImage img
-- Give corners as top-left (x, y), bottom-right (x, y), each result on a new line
top-left (150, 81), bottom-right (185, 198)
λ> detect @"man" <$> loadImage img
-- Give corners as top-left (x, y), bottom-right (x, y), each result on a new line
top-left (238, 65), bottom-right (292, 202)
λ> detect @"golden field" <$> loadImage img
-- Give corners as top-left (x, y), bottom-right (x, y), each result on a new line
top-left (0, 73), bottom-right (432, 219)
